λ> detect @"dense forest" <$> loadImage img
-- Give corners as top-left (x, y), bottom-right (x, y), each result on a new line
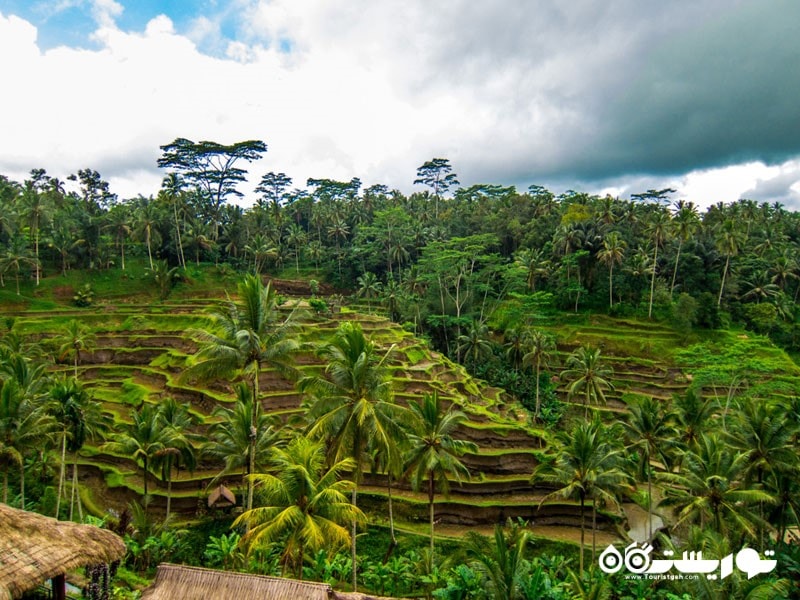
top-left (1, 138), bottom-right (799, 599)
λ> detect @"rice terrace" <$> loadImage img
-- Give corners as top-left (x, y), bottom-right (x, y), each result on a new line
top-left (1, 142), bottom-right (799, 599)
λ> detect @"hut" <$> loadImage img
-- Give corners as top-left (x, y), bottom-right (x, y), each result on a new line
top-left (207, 484), bottom-right (236, 509)
top-left (142, 564), bottom-right (333, 600)
top-left (0, 503), bottom-right (126, 600)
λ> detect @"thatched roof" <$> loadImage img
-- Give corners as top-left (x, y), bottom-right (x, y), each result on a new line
top-left (207, 484), bottom-right (236, 508)
top-left (142, 564), bottom-right (333, 600)
top-left (0, 503), bottom-right (126, 600)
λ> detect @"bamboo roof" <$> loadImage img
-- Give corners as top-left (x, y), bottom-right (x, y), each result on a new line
top-left (142, 564), bottom-right (334, 600)
top-left (0, 503), bottom-right (126, 600)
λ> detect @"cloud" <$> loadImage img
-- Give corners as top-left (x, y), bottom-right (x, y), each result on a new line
top-left (0, 1), bottom-right (798, 209)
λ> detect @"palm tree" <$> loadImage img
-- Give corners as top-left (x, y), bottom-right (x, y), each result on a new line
top-left (202, 383), bottom-right (278, 505)
top-left (465, 519), bottom-right (531, 600)
top-left (54, 319), bottom-right (97, 379)
top-left (152, 398), bottom-right (197, 521)
top-left (103, 204), bottom-right (132, 270)
top-left (103, 403), bottom-right (178, 504)
top-left (597, 232), bottom-right (626, 308)
top-left (724, 398), bottom-right (798, 545)
top-left (560, 346), bottom-right (614, 418)
top-left (621, 394), bottom-right (676, 540)
top-left (645, 209), bottom-right (670, 318)
top-left (714, 219), bottom-right (744, 307)
top-left (48, 378), bottom-right (89, 518)
top-left (456, 321), bottom-right (493, 368)
top-left (503, 327), bottom-right (530, 373)
top-left (533, 415), bottom-right (625, 575)
top-left (159, 174), bottom-right (187, 268)
top-left (404, 392), bottom-right (477, 557)
top-left (521, 330), bottom-right (556, 419)
top-left (356, 272), bottom-right (382, 312)
top-left (671, 388), bottom-right (716, 449)
top-left (513, 247), bottom-right (550, 292)
top-left (302, 321), bottom-right (406, 591)
top-left (134, 198), bottom-right (162, 270)
top-left (0, 378), bottom-right (55, 506)
top-left (285, 223), bottom-right (307, 274)
top-left (669, 201), bottom-right (699, 298)
top-left (0, 234), bottom-right (38, 295)
top-left (233, 436), bottom-right (365, 578)
top-left (19, 178), bottom-right (49, 285)
top-left (186, 274), bottom-right (298, 511)
top-left (659, 433), bottom-right (773, 541)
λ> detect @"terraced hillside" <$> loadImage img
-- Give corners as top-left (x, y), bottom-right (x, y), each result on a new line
top-left (12, 294), bottom-right (800, 547)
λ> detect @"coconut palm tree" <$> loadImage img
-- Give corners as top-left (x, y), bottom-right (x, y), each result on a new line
top-left (621, 394), bottom-right (676, 540)
top-left (152, 398), bottom-right (197, 521)
top-left (456, 321), bottom-right (493, 368)
top-left (597, 231), bottom-right (626, 308)
top-left (669, 201), bottom-right (700, 298)
top-left (0, 234), bottom-right (38, 295)
top-left (560, 346), bottom-right (614, 418)
top-left (0, 378), bottom-right (55, 507)
top-left (356, 272), bottom-right (382, 312)
top-left (404, 392), bottom-right (477, 557)
top-left (234, 436), bottom-right (365, 579)
top-left (645, 209), bottom-right (671, 318)
top-left (465, 519), bottom-right (532, 600)
top-left (659, 433), bottom-right (774, 541)
top-left (186, 274), bottom-right (298, 510)
top-left (724, 398), bottom-right (798, 545)
top-left (133, 198), bottom-right (162, 270)
top-left (503, 327), bottom-right (531, 373)
top-left (522, 330), bottom-right (556, 420)
top-left (533, 415), bottom-right (625, 575)
top-left (54, 319), bottom-right (97, 379)
top-left (671, 388), bottom-right (717, 449)
top-left (103, 403), bottom-right (179, 505)
top-left (302, 321), bottom-right (406, 591)
top-left (202, 383), bottom-right (278, 505)
top-left (715, 219), bottom-right (745, 307)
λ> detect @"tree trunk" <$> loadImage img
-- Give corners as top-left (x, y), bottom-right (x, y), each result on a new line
top-left (670, 240), bottom-right (683, 299)
top-left (592, 500), bottom-right (597, 564)
top-left (247, 366), bottom-right (260, 512)
top-left (351, 487), bottom-right (358, 592)
top-left (166, 460), bottom-right (173, 522)
top-left (383, 474), bottom-right (398, 563)
top-left (579, 493), bottom-right (585, 575)
top-left (56, 432), bottom-right (67, 518)
top-left (609, 264), bottom-right (614, 308)
top-left (718, 254), bottom-right (730, 306)
top-left (19, 462), bottom-right (25, 508)
top-left (534, 360), bottom-right (542, 419)
top-left (429, 471), bottom-right (435, 559)
top-left (648, 243), bottom-right (658, 318)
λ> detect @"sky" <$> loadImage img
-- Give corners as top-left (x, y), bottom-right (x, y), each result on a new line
top-left (1, 0), bottom-right (800, 209)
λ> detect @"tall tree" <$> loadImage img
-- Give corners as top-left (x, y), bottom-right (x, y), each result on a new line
top-left (404, 392), bottom-right (477, 557)
top-left (302, 321), bottom-right (406, 592)
top-left (186, 275), bottom-right (298, 511)
top-left (158, 138), bottom-right (267, 239)
top-left (233, 436), bottom-right (365, 578)
top-left (669, 201), bottom-right (700, 298)
top-left (522, 330), bottom-right (556, 419)
top-left (621, 394), bottom-right (676, 540)
top-left (645, 209), bottom-right (671, 318)
top-left (597, 231), bottom-right (626, 308)
top-left (560, 346), bottom-right (614, 418)
top-left (715, 219), bottom-right (744, 307)
top-left (534, 415), bottom-right (625, 575)
top-left (54, 319), bottom-right (97, 378)
top-left (414, 158), bottom-right (459, 219)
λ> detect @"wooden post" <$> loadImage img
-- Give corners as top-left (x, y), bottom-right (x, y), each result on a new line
top-left (52, 573), bottom-right (66, 600)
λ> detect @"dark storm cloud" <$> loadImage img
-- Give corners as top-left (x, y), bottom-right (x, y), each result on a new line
top-left (395, 1), bottom-right (799, 187)
top-left (560, 1), bottom-right (800, 180)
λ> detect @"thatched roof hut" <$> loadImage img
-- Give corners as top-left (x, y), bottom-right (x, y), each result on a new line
top-left (0, 503), bottom-right (126, 600)
top-left (142, 564), bottom-right (334, 600)
top-left (207, 484), bottom-right (235, 508)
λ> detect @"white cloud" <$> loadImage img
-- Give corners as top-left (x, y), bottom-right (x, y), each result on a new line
top-left (0, 1), bottom-right (798, 209)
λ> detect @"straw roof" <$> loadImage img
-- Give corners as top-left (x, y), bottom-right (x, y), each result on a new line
top-left (142, 564), bottom-right (334, 600)
top-left (207, 484), bottom-right (235, 508)
top-left (0, 503), bottom-right (126, 600)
